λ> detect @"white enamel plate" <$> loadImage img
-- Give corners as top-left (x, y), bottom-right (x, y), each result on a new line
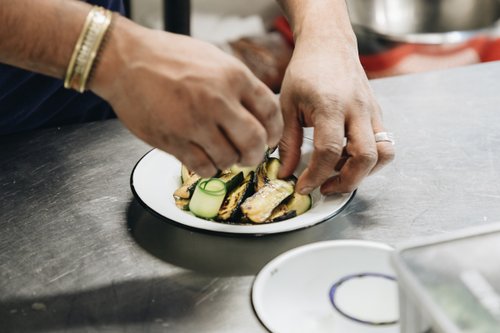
top-left (252, 240), bottom-right (399, 333)
top-left (130, 139), bottom-right (354, 235)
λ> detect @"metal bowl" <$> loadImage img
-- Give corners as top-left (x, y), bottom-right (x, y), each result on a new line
top-left (347, 0), bottom-right (500, 44)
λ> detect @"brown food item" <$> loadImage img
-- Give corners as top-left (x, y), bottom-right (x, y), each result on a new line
top-left (227, 32), bottom-right (293, 92)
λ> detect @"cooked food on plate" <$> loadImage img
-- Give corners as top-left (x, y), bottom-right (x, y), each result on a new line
top-left (172, 156), bottom-right (312, 224)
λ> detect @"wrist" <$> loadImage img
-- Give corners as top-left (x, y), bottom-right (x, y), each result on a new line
top-left (87, 14), bottom-right (139, 100)
top-left (288, 0), bottom-right (357, 50)
top-left (64, 6), bottom-right (113, 93)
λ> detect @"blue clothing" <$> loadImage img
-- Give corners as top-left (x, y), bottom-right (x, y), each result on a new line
top-left (0, 0), bottom-right (125, 135)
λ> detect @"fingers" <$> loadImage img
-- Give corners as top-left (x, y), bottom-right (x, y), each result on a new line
top-left (181, 103), bottom-right (270, 172)
top-left (320, 103), bottom-right (394, 195)
top-left (202, 71), bottom-right (282, 167)
top-left (370, 114), bottom-right (395, 174)
top-left (371, 139), bottom-right (395, 174)
top-left (191, 79), bottom-right (281, 170)
top-left (218, 102), bottom-right (268, 166)
top-left (320, 105), bottom-right (375, 194)
top-left (296, 111), bottom-right (345, 194)
top-left (163, 140), bottom-right (218, 178)
top-left (172, 83), bottom-right (279, 171)
top-left (197, 124), bottom-right (240, 171)
top-left (278, 105), bottom-right (303, 179)
top-left (320, 141), bottom-right (377, 195)
top-left (241, 78), bottom-right (283, 149)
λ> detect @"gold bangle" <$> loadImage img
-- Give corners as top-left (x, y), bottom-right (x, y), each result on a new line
top-left (64, 6), bottom-right (112, 93)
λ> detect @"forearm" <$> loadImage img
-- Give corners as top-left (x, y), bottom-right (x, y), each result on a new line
top-left (276, 0), bottom-right (356, 47)
top-left (0, 0), bottom-right (90, 78)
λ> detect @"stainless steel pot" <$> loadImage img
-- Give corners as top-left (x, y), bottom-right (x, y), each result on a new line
top-left (347, 0), bottom-right (500, 44)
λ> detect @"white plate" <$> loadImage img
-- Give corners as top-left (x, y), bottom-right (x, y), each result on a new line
top-left (252, 240), bottom-right (399, 333)
top-left (130, 139), bottom-right (354, 235)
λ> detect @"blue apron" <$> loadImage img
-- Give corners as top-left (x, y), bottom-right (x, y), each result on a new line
top-left (0, 0), bottom-right (125, 135)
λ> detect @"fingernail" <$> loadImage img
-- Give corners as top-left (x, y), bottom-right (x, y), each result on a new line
top-left (299, 186), bottom-right (314, 195)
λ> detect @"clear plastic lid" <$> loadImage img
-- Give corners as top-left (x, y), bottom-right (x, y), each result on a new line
top-left (395, 226), bottom-right (500, 333)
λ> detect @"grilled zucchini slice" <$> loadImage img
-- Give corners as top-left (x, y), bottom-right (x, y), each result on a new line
top-left (269, 192), bottom-right (312, 222)
top-left (230, 165), bottom-right (257, 177)
top-left (255, 157), bottom-right (281, 192)
top-left (218, 171), bottom-right (244, 194)
top-left (174, 197), bottom-right (190, 210)
top-left (174, 173), bottom-right (201, 199)
top-left (241, 179), bottom-right (294, 223)
top-left (181, 164), bottom-right (195, 183)
top-left (217, 172), bottom-right (254, 222)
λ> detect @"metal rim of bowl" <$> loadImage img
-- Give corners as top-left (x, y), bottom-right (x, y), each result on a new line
top-left (353, 20), bottom-right (500, 44)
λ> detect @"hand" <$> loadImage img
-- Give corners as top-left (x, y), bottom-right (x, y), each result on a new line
top-left (278, 36), bottom-right (395, 195)
top-left (91, 17), bottom-right (283, 177)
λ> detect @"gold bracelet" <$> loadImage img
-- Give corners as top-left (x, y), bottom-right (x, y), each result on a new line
top-left (64, 6), bottom-right (113, 93)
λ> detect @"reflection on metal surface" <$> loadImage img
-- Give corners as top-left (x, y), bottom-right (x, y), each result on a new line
top-left (347, 0), bottom-right (500, 44)
top-left (126, 198), bottom-right (343, 276)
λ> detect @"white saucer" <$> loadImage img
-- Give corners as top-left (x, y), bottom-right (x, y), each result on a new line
top-left (252, 240), bottom-right (399, 333)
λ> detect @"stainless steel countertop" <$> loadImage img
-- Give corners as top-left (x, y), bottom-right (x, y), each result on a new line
top-left (1, 62), bottom-right (500, 332)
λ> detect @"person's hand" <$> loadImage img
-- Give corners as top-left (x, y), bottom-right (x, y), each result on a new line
top-left (91, 17), bottom-right (283, 177)
top-left (278, 34), bottom-right (395, 195)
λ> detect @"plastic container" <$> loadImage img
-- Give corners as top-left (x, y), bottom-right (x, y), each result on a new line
top-left (392, 223), bottom-right (500, 333)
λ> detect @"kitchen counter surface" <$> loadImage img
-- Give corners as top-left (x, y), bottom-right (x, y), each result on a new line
top-left (1, 62), bottom-right (500, 332)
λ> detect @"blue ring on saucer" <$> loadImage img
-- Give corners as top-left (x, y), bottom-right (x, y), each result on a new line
top-left (329, 272), bottom-right (398, 326)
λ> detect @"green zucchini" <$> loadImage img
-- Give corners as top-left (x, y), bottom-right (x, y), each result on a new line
top-left (174, 156), bottom-right (312, 223)
top-left (174, 197), bottom-right (190, 210)
top-left (189, 178), bottom-right (227, 219)
top-left (255, 157), bottom-right (281, 192)
top-left (266, 158), bottom-right (280, 180)
top-left (269, 192), bottom-right (312, 222)
top-left (218, 171), bottom-right (244, 194)
top-left (230, 164), bottom-right (257, 178)
top-left (173, 173), bottom-right (201, 199)
top-left (181, 164), bottom-right (195, 183)
top-left (286, 192), bottom-right (312, 216)
top-left (254, 161), bottom-right (266, 192)
top-left (269, 206), bottom-right (297, 222)
top-left (217, 172), bottom-right (255, 222)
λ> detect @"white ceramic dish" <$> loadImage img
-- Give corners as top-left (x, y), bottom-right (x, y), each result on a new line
top-left (130, 139), bottom-right (353, 235)
top-left (252, 240), bottom-right (399, 332)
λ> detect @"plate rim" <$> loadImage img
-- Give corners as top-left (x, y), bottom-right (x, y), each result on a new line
top-left (251, 240), bottom-right (395, 332)
top-left (130, 148), bottom-right (356, 236)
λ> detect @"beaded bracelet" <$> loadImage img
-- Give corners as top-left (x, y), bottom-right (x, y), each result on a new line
top-left (64, 6), bottom-right (113, 93)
